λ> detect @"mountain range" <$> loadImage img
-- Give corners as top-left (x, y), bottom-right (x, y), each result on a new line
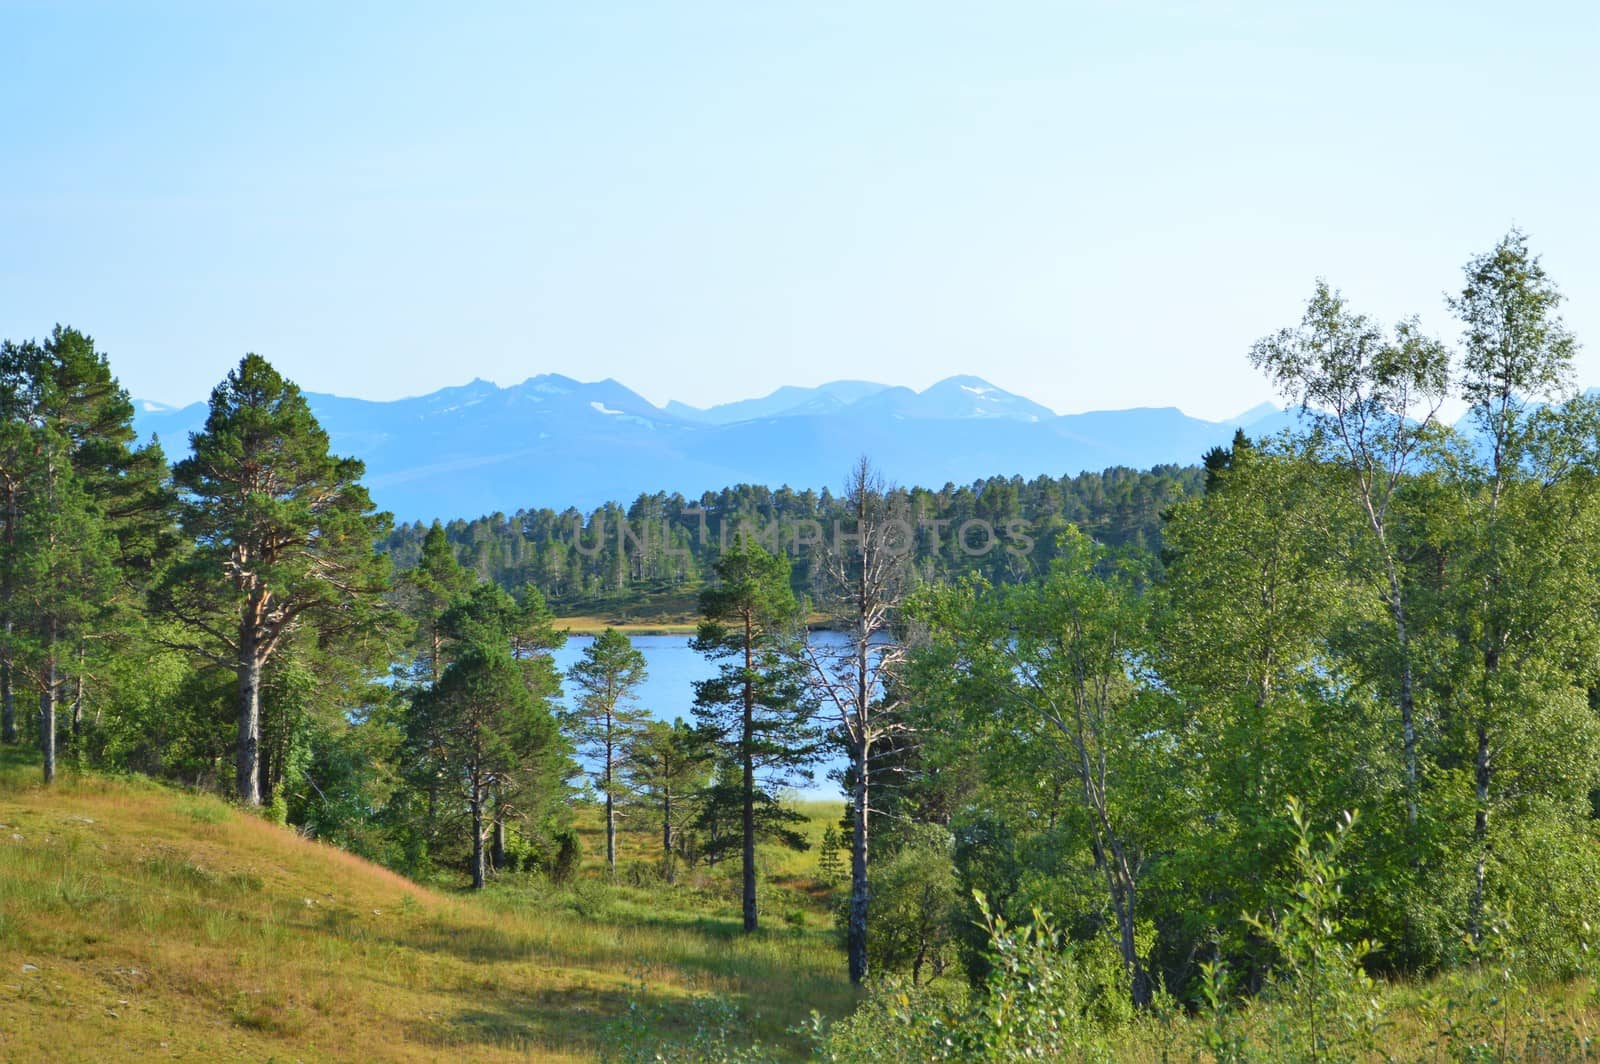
top-left (133, 375), bottom-right (1291, 522)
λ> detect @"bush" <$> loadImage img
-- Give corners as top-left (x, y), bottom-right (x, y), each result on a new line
top-left (861, 823), bottom-right (959, 986)
top-left (1243, 800), bottom-right (1387, 1062)
top-left (809, 892), bottom-right (1130, 1061)
top-left (518, 827), bottom-right (582, 883)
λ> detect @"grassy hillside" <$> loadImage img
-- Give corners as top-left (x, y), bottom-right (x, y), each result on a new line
top-left (0, 749), bottom-right (853, 1061)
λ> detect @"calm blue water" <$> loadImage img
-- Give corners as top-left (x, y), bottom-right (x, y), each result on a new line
top-left (551, 631), bottom-right (849, 800)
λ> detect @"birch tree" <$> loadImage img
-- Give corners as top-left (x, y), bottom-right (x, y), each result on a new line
top-left (1443, 230), bottom-right (1587, 942)
top-left (916, 529), bottom-right (1165, 1007)
top-left (1250, 281), bottom-right (1450, 829)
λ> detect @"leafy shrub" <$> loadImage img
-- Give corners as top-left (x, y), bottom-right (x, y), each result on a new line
top-left (808, 892), bottom-right (1130, 1061)
top-left (601, 981), bottom-right (778, 1063)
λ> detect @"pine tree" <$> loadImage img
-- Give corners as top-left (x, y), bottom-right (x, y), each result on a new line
top-left (565, 628), bottom-right (648, 875)
top-left (626, 718), bottom-right (715, 882)
top-left (0, 327), bottom-right (172, 751)
top-left (693, 540), bottom-right (821, 932)
top-left (153, 354), bottom-right (392, 806)
top-left (393, 521), bottom-right (477, 849)
top-left (401, 522), bottom-right (476, 686)
top-left (817, 823), bottom-right (845, 883)
top-left (415, 582), bottom-right (572, 888)
top-left (0, 426), bottom-right (117, 782)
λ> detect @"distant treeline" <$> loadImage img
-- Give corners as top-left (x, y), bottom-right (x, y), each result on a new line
top-left (380, 466), bottom-right (1204, 608)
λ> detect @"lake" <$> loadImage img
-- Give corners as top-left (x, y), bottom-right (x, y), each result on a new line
top-left (551, 631), bottom-right (852, 799)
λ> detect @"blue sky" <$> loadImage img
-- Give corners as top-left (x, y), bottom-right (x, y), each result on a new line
top-left (3, 1), bottom-right (1597, 420)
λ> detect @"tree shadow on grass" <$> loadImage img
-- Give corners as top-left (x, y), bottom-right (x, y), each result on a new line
top-left (376, 910), bottom-right (842, 999)
top-left (397, 981), bottom-right (809, 1061)
top-left (400, 982), bottom-right (631, 1056)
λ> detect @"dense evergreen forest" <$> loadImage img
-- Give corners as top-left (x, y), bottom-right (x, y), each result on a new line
top-left (378, 464), bottom-right (1202, 614)
top-left (12, 230), bottom-right (1600, 1058)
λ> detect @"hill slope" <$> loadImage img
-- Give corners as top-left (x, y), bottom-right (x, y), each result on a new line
top-left (0, 752), bottom-right (850, 1061)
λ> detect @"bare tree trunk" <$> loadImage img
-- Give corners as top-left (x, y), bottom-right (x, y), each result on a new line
top-left (847, 740), bottom-right (870, 985)
top-left (258, 732), bottom-right (273, 808)
top-left (662, 785), bottom-right (675, 884)
top-left (425, 776), bottom-right (439, 837)
top-left (237, 633), bottom-right (263, 806)
top-left (604, 732), bottom-right (617, 876)
top-left (1084, 769), bottom-right (1150, 1007)
top-left (1, 656), bottom-right (15, 744)
top-left (71, 663), bottom-right (85, 745)
top-left (741, 736), bottom-right (757, 932)
top-left (1383, 566), bottom-right (1419, 831)
top-left (2, 481), bottom-right (15, 745)
top-left (1470, 722), bottom-right (1491, 942)
top-left (470, 783), bottom-right (487, 890)
top-left (1109, 855), bottom-right (1151, 1007)
top-left (492, 792), bottom-right (507, 873)
top-left (741, 616), bottom-right (758, 933)
top-left (40, 653), bottom-right (57, 785)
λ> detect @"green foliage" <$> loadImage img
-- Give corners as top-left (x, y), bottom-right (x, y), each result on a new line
top-left (859, 823), bottom-right (958, 986)
top-left (1242, 800), bottom-right (1387, 1062)
top-left (816, 824), bottom-right (845, 883)
top-left (153, 353), bottom-right (393, 805)
top-left (378, 466), bottom-right (1204, 615)
top-left (16, 231), bottom-right (1600, 1060)
top-left (807, 892), bottom-right (1135, 1061)
top-left (908, 528), bottom-right (1170, 1007)
top-left (0, 326), bottom-right (170, 781)
top-left (693, 541), bottom-right (821, 931)
top-left (626, 718), bottom-right (715, 882)
top-left (601, 979), bottom-right (778, 1063)
top-left (388, 578), bottom-right (574, 887)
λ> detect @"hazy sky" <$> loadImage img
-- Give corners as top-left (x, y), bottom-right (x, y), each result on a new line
top-left (4, 2), bottom-right (1598, 420)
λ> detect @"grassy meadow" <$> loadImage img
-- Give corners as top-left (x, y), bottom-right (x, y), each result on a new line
top-left (12, 744), bottom-right (1600, 1061)
top-left (0, 747), bottom-right (854, 1061)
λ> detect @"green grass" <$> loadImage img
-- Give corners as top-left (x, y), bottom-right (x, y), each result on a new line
top-left (554, 587), bottom-right (704, 634)
top-left (0, 747), bottom-right (854, 1061)
top-left (10, 746), bottom-right (1600, 1061)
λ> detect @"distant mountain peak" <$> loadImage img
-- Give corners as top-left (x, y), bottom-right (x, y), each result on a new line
top-left (1229, 401), bottom-right (1283, 426)
top-left (133, 371), bottom-right (1292, 520)
top-left (936, 373), bottom-right (999, 389)
top-left (869, 376), bottom-right (1056, 422)
top-left (666, 379), bottom-right (893, 425)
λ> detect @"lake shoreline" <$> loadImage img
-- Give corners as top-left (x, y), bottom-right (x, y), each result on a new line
top-left (555, 613), bottom-right (838, 636)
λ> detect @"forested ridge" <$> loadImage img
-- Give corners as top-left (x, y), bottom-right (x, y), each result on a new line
top-left (379, 464), bottom-right (1201, 616)
top-left (9, 231), bottom-right (1600, 1060)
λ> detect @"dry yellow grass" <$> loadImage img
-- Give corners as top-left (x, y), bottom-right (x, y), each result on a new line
top-left (0, 752), bottom-right (854, 1062)
top-left (557, 617), bottom-right (701, 636)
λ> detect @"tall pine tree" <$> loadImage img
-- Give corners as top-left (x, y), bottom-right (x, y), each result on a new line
top-left (154, 355), bottom-right (391, 806)
top-left (693, 540), bottom-right (820, 932)
top-left (0, 327), bottom-right (169, 773)
top-left (565, 628), bottom-right (648, 875)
